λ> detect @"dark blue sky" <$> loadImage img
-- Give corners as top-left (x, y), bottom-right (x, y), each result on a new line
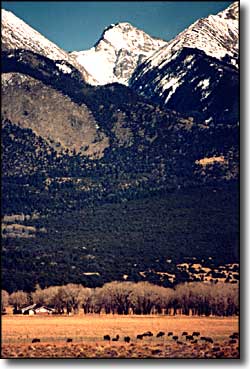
top-left (2, 1), bottom-right (233, 51)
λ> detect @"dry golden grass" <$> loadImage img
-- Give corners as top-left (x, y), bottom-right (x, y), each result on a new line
top-left (1, 314), bottom-right (239, 358)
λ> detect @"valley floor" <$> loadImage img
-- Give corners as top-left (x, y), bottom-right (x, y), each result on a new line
top-left (1, 314), bottom-right (239, 359)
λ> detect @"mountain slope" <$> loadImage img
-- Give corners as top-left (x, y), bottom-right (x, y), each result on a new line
top-left (2, 71), bottom-right (109, 158)
top-left (2, 5), bottom-right (239, 211)
top-left (142, 2), bottom-right (238, 69)
top-left (70, 22), bottom-right (167, 85)
top-left (1, 9), bottom-right (89, 80)
top-left (1, 6), bottom-right (239, 292)
top-left (129, 2), bottom-right (239, 121)
top-left (1, 46), bottom-right (111, 158)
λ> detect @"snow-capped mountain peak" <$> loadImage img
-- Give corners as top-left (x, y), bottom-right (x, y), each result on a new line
top-left (70, 22), bottom-right (167, 85)
top-left (2, 9), bottom-right (70, 60)
top-left (138, 2), bottom-right (238, 73)
top-left (1, 9), bottom-right (89, 79)
top-left (129, 2), bottom-right (239, 123)
top-left (98, 22), bottom-right (165, 51)
top-left (218, 1), bottom-right (238, 20)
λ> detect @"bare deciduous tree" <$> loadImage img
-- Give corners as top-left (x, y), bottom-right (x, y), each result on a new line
top-left (9, 281), bottom-right (239, 316)
top-left (9, 290), bottom-right (28, 311)
top-left (1, 290), bottom-right (9, 312)
top-left (60, 284), bottom-right (90, 314)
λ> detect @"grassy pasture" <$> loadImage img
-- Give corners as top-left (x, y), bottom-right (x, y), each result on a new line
top-left (1, 314), bottom-right (239, 358)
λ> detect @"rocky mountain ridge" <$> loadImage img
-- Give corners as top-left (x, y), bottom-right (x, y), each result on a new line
top-left (129, 2), bottom-right (239, 121)
top-left (1, 9), bottom-right (89, 80)
top-left (1, 3), bottom-right (239, 213)
top-left (70, 22), bottom-right (167, 85)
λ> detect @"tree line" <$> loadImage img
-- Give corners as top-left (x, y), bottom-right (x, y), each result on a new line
top-left (1, 281), bottom-right (238, 317)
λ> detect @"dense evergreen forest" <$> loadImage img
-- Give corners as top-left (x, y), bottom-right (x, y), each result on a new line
top-left (2, 184), bottom-right (238, 293)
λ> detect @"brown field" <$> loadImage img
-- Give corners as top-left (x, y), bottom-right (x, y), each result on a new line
top-left (1, 314), bottom-right (239, 359)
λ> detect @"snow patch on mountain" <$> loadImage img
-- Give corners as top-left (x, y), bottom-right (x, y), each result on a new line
top-left (162, 77), bottom-right (183, 103)
top-left (197, 78), bottom-right (210, 90)
top-left (73, 47), bottom-right (118, 85)
top-left (56, 62), bottom-right (72, 74)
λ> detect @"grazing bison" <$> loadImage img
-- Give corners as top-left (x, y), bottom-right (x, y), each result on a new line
top-left (182, 332), bottom-right (188, 336)
top-left (124, 336), bottom-right (131, 343)
top-left (112, 334), bottom-right (119, 341)
top-left (229, 339), bottom-right (237, 344)
top-left (230, 334), bottom-right (239, 340)
top-left (201, 337), bottom-right (213, 343)
top-left (172, 336), bottom-right (178, 341)
top-left (137, 334), bottom-right (144, 340)
top-left (156, 331), bottom-right (165, 338)
top-left (32, 338), bottom-right (40, 343)
top-left (168, 332), bottom-right (173, 336)
top-left (191, 339), bottom-right (198, 344)
top-left (66, 338), bottom-right (73, 343)
top-left (206, 337), bottom-right (213, 344)
top-left (104, 335), bottom-right (111, 341)
top-left (143, 331), bottom-right (153, 337)
top-left (186, 335), bottom-right (193, 341)
top-left (192, 332), bottom-right (200, 337)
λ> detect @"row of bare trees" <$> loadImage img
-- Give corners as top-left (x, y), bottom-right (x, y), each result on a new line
top-left (2, 281), bottom-right (238, 316)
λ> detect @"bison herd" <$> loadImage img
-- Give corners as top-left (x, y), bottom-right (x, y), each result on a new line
top-left (30, 331), bottom-right (239, 348)
top-left (101, 331), bottom-right (239, 346)
top-left (25, 331), bottom-right (239, 358)
top-left (104, 330), bottom-right (201, 343)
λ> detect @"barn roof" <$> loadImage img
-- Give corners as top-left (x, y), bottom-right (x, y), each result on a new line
top-left (21, 304), bottom-right (54, 312)
top-left (21, 304), bottom-right (37, 312)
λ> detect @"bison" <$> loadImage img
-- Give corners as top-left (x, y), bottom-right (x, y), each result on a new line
top-left (137, 334), bottom-right (144, 340)
top-left (229, 333), bottom-right (239, 340)
top-left (206, 337), bottom-right (213, 344)
top-left (192, 332), bottom-right (200, 337)
top-left (156, 331), bottom-right (165, 338)
top-left (32, 338), bottom-right (40, 343)
top-left (201, 337), bottom-right (213, 343)
top-left (143, 331), bottom-right (153, 337)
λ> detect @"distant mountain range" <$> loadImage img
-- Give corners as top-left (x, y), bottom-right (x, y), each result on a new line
top-left (2, 2), bottom-right (239, 288)
top-left (1, 2), bottom-right (239, 214)
top-left (70, 2), bottom-right (238, 91)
